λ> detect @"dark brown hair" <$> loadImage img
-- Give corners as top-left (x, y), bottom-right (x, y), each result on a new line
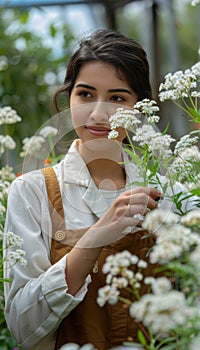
top-left (54, 29), bottom-right (152, 112)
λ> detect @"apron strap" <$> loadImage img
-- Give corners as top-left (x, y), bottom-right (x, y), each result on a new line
top-left (42, 167), bottom-right (65, 237)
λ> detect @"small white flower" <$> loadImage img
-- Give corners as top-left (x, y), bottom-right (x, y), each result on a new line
top-left (191, 91), bottom-right (200, 98)
top-left (0, 135), bottom-right (16, 154)
top-left (137, 260), bottom-right (148, 269)
top-left (0, 165), bottom-right (16, 181)
top-left (0, 106), bottom-right (21, 125)
top-left (191, 61), bottom-right (200, 76)
top-left (39, 126), bottom-right (58, 138)
top-left (0, 180), bottom-right (10, 198)
top-left (121, 268), bottom-right (134, 281)
top-left (4, 232), bottom-right (24, 249)
top-left (134, 99), bottom-right (160, 122)
top-left (174, 135), bottom-right (199, 155)
top-left (135, 272), bottom-right (143, 281)
top-left (20, 135), bottom-right (45, 157)
top-left (144, 277), bottom-right (155, 286)
top-left (181, 209), bottom-right (200, 226)
top-left (108, 107), bottom-right (141, 139)
top-left (130, 291), bottom-right (187, 336)
top-left (149, 224), bottom-right (199, 264)
top-left (108, 130), bottom-right (119, 139)
top-left (0, 202), bottom-right (6, 214)
top-left (6, 249), bottom-right (27, 267)
top-left (191, 0), bottom-right (200, 6)
top-left (151, 277), bottom-right (172, 295)
top-left (142, 208), bottom-right (179, 233)
top-left (190, 244), bottom-right (200, 271)
top-left (112, 276), bottom-right (129, 289)
top-left (168, 146), bottom-right (200, 184)
top-left (130, 255), bottom-right (139, 264)
top-left (159, 68), bottom-right (198, 102)
top-left (97, 285), bottom-right (119, 307)
top-left (132, 125), bottom-right (174, 160)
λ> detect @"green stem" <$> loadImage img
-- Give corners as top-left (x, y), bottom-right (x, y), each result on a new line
top-left (172, 100), bottom-right (195, 120)
top-left (118, 296), bottom-right (132, 305)
top-left (48, 135), bottom-right (56, 160)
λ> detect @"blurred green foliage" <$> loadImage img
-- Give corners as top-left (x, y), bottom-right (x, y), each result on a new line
top-left (0, 7), bottom-right (74, 145)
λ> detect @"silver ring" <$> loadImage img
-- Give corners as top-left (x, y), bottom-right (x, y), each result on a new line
top-left (133, 213), bottom-right (145, 221)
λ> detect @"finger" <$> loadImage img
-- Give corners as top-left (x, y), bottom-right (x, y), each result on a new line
top-left (126, 193), bottom-right (159, 210)
top-left (124, 187), bottom-right (162, 199)
top-left (126, 204), bottom-right (147, 217)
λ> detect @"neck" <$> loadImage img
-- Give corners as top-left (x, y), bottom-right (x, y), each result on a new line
top-left (76, 139), bottom-right (126, 190)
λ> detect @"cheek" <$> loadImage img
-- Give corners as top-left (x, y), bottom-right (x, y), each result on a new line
top-left (71, 107), bottom-right (89, 130)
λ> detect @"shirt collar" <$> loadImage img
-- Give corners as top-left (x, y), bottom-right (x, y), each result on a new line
top-left (63, 139), bottom-right (141, 186)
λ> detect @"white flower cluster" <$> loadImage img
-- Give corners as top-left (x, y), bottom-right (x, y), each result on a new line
top-left (174, 134), bottom-right (199, 155)
top-left (108, 108), bottom-right (141, 139)
top-left (129, 288), bottom-right (196, 336)
top-left (191, 0), bottom-right (200, 6)
top-left (0, 106), bottom-right (21, 125)
top-left (0, 165), bottom-right (16, 182)
top-left (0, 181), bottom-right (10, 231)
top-left (169, 145), bottom-right (200, 184)
top-left (142, 208), bottom-right (200, 264)
top-left (144, 276), bottom-right (172, 295)
top-left (132, 124), bottom-right (175, 160)
top-left (0, 180), bottom-right (10, 199)
top-left (20, 135), bottom-right (45, 157)
top-left (134, 99), bottom-right (160, 123)
top-left (0, 202), bottom-right (6, 216)
top-left (159, 64), bottom-right (200, 101)
top-left (39, 126), bottom-right (58, 138)
top-left (97, 250), bottom-right (147, 307)
top-left (6, 248), bottom-right (27, 268)
top-left (20, 126), bottom-right (58, 157)
top-left (0, 135), bottom-right (16, 155)
top-left (181, 209), bottom-right (200, 226)
top-left (4, 231), bottom-right (24, 249)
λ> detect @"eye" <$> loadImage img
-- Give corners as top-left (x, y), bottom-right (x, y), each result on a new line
top-left (110, 95), bottom-right (125, 102)
top-left (78, 90), bottom-right (93, 99)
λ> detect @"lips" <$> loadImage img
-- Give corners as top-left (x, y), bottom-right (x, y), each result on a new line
top-left (85, 125), bottom-right (111, 136)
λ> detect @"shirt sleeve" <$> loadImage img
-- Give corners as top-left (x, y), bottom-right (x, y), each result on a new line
top-left (4, 172), bottom-right (91, 349)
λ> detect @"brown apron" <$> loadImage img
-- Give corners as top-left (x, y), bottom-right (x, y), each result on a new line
top-left (43, 167), bottom-right (157, 350)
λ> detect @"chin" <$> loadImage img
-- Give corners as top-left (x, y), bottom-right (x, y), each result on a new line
top-left (83, 137), bottom-right (121, 153)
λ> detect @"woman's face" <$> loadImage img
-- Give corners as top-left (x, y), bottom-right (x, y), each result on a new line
top-left (70, 61), bottom-right (138, 145)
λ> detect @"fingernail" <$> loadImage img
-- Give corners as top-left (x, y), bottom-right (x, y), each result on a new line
top-left (155, 196), bottom-right (164, 202)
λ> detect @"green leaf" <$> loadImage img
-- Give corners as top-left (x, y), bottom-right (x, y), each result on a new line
top-left (19, 11), bottom-right (29, 24)
top-left (49, 24), bottom-right (57, 38)
top-left (137, 330), bottom-right (147, 346)
top-left (187, 107), bottom-right (200, 122)
top-left (190, 188), bottom-right (200, 196)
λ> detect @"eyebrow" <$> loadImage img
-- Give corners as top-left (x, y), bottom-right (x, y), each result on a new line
top-left (75, 83), bottom-right (132, 95)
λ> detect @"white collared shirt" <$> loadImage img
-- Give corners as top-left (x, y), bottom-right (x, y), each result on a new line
top-left (4, 140), bottom-right (194, 350)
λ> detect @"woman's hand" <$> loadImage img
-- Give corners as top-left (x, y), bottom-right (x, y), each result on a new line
top-left (97, 186), bottom-right (160, 227)
top-left (77, 186), bottom-right (162, 249)
top-left (67, 187), bottom-right (161, 294)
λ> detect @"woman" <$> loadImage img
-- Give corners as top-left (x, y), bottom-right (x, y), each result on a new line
top-left (4, 29), bottom-right (192, 350)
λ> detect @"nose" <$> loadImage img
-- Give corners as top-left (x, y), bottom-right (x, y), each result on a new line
top-left (89, 102), bottom-right (120, 124)
top-left (89, 102), bottom-right (109, 123)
